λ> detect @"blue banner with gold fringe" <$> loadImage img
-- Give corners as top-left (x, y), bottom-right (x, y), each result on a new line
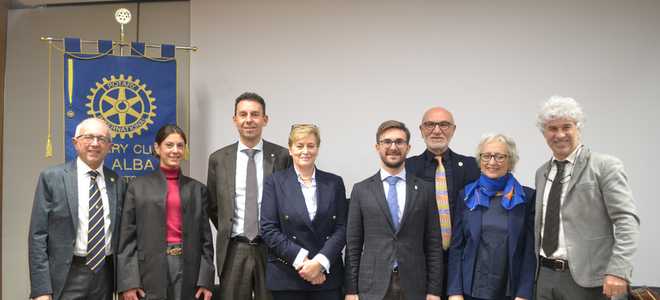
top-left (63, 38), bottom-right (177, 181)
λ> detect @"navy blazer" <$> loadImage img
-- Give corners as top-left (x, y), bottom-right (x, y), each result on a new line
top-left (260, 166), bottom-right (348, 291)
top-left (405, 148), bottom-right (480, 227)
top-left (447, 186), bottom-right (537, 299)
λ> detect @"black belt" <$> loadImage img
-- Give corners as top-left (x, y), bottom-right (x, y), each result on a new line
top-left (232, 236), bottom-right (263, 244)
top-left (540, 256), bottom-right (569, 271)
top-left (73, 255), bottom-right (113, 264)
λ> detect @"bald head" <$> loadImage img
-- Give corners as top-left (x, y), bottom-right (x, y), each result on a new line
top-left (419, 107), bottom-right (456, 155)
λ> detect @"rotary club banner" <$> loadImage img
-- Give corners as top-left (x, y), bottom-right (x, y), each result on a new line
top-left (62, 38), bottom-right (177, 181)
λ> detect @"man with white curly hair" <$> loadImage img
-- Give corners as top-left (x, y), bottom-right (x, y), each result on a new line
top-left (533, 96), bottom-right (639, 300)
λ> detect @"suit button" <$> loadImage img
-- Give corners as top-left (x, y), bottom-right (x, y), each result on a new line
top-left (285, 215), bottom-right (290, 220)
top-left (183, 231), bottom-right (188, 236)
top-left (230, 218), bottom-right (233, 222)
top-left (184, 257), bottom-right (189, 262)
top-left (326, 236), bottom-right (330, 240)
top-left (293, 236), bottom-right (297, 240)
top-left (332, 215), bottom-right (337, 220)
top-left (394, 236), bottom-right (398, 241)
top-left (183, 207), bottom-right (188, 212)
top-left (390, 258), bottom-right (394, 262)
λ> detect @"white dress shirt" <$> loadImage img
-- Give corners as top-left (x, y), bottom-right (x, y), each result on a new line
top-left (232, 139), bottom-right (265, 238)
top-left (380, 167), bottom-right (407, 223)
top-left (291, 168), bottom-right (331, 273)
top-left (540, 144), bottom-right (582, 259)
top-left (74, 157), bottom-right (113, 256)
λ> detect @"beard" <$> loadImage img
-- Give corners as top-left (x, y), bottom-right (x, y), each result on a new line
top-left (424, 136), bottom-right (448, 153)
top-left (381, 149), bottom-right (406, 169)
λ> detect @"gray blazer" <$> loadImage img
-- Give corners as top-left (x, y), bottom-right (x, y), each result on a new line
top-left (345, 171), bottom-right (443, 300)
top-left (117, 167), bottom-right (215, 299)
top-left (534, 147), bottom-right (640, 287)
top-left (28, 159), bottom-right (127, 300)
top-left (206, 140), bottom-right (292, 277)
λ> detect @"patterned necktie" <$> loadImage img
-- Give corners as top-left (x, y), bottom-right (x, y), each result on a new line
top-left (385, 176), bottom-right (400, 268)
top-left (87, 170), bottom-right (106, 273)
top-left (243, 149), bottom-right (260, 241)
top-left (542, 160), bottom-right (568, 257)
top-left (436, 156), bottom-right (451, 250)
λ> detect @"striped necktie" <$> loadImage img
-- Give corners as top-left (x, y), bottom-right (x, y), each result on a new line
top-left (436, 156), bottom-right (451, 250)
top-left (87, 170), bottom-right (106, 273)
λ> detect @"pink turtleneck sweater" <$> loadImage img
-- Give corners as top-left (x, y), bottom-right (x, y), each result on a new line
top-left (161, 166), bottom-right (182, 243)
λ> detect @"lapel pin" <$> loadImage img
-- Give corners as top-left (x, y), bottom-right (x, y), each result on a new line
top-left (271, 153), bottom-right (275, 157)
top-left (415, 185), bottom-right (418, 190)
top-left (111, 178), bottom-right (114, 182)
top-left (458, 162), bottom-right (463, 166)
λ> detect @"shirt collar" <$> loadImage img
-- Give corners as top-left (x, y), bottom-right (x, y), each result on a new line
top-left (76, 156), bottom-right (105, 179)
top-left (381, 167), bottom-right (406, 182)
top-left (425, 148), bottom-right (451, 163)
top-left (295, 167), bottom-right (317, 185)
top-left (238, 138), bottom-right (264, 151)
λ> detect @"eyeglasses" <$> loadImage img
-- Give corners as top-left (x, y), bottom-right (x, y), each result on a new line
top-left (76, 134), bottom-right (111, 145)
top-left (379, 139), bottom-right (408, 149)
top-left (422, 121), bottom-right (453, 131)
top-left (291, 124), bottom-right (317, 132)
top-left (480, 153), bottom-right (508, 163)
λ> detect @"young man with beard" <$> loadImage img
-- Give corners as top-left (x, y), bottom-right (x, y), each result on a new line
top-left (345, 120), bottom-right (443, 300)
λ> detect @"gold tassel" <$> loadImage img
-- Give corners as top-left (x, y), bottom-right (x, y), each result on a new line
top-left (46, 135), bottom-right (53, 158)
top-left (184, 144), bottom-right (190, 161)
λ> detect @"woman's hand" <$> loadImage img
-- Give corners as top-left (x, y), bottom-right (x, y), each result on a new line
top-left (122, 288), bottom-right (145, 300)
top-left (514, 297), bottom-right (528, 300)
top-left (195, 286), bottom-right (213, 300)
top-left (309, 272), bottom-right (326, 285)
top-left (448, 295), bottom-right (464, 300)
top-left (295, 258), bottom-right (324, 282)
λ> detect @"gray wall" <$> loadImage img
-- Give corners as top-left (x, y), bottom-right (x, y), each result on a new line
top-left (2, 2), bottom-right (190, 298)
top-left (189, 0), bottom-right (659, 286)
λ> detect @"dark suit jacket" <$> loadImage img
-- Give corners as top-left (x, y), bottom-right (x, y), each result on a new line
top-left (117, 167), bottom-right (215, 299)
top-left (206, 139), bottom-right (292, 277)
top-left (447, 186), bottom-right (536, 299)
top-left (534, 147), bottom-right (639, 287)
top-left (28, 159), bottom-right (126, 300)
top-left (260, 166), bottom-right (348, 291)
top-left (405, 148), bottom-right (480, 227)
top-left (345, 171), bottom-right (443, 300)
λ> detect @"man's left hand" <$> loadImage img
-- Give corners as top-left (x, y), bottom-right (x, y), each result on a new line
top-left (426, 294), bottom-right (441, 300)
top-left (603, 275), bottom-right (627, 298)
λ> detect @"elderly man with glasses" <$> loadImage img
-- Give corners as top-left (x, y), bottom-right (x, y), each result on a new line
top-left (405, 107), bottom-right (480, 299)
top-left (29, 118), bottom-right (127, 300)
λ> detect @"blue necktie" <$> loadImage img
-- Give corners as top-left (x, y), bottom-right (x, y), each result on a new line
top-left (87, 171), bottom-right (106, 273)
top-left (386, 176), bottom-right (400, 268)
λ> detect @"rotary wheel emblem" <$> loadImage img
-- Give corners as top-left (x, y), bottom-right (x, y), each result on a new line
top-left (86, 74), bottom-right (156, 138)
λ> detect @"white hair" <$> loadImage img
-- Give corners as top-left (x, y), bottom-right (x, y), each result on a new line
top-left (535, 95), bottom-right (586, 132)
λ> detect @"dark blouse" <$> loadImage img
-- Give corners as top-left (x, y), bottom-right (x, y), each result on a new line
top-left (471, 195), bottom-right (510, 299)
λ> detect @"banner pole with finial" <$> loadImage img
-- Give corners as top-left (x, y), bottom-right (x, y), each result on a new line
top-left (115, 8), bottom-right (132, 56)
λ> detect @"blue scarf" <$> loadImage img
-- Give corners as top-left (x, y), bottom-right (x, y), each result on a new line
top-left (464, 173), bottom-right (527, 210)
